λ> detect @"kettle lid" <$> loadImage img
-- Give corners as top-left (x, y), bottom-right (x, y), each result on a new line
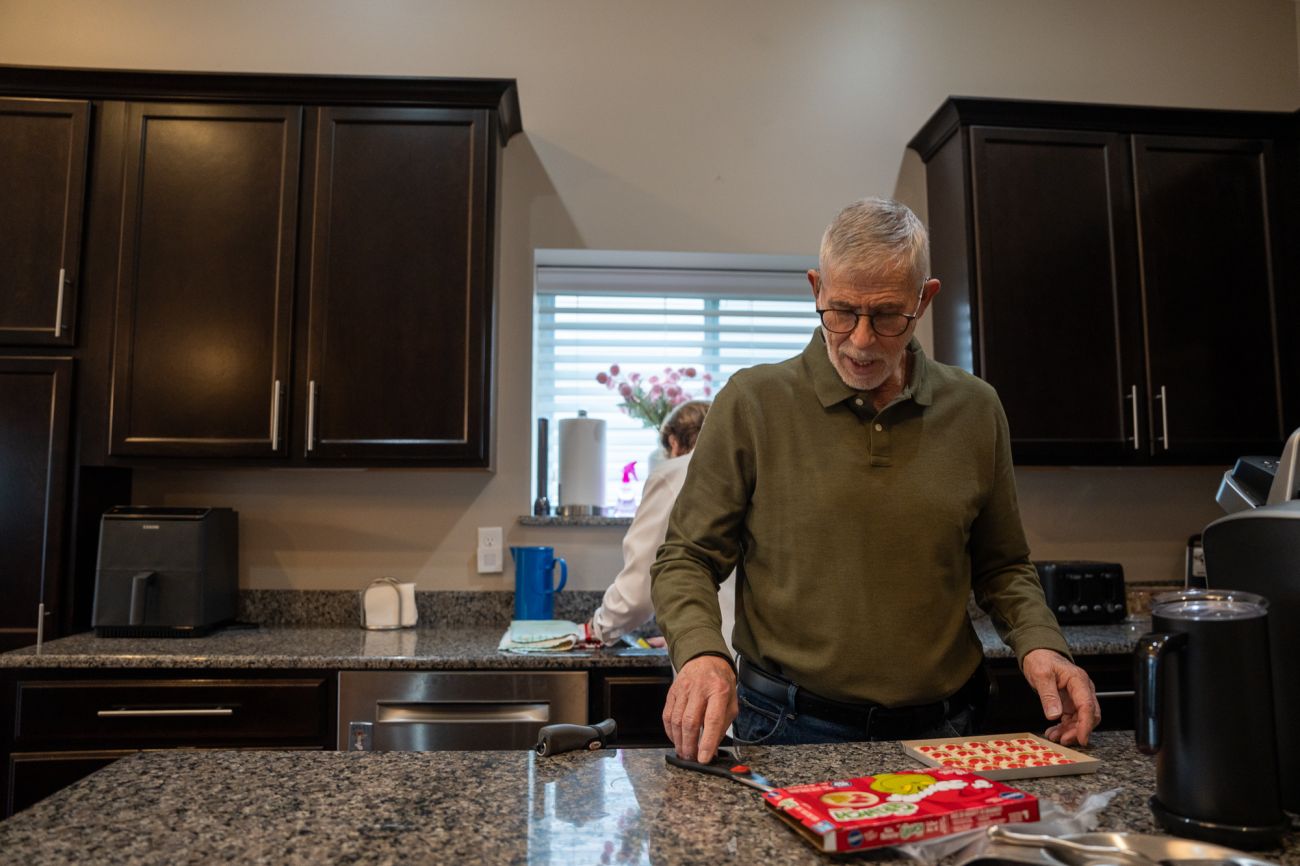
top-left (1152, 587), bottom-right (1268, 621)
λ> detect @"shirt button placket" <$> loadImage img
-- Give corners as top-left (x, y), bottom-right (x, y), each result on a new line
top-left (872, 420), bottom-right (891, 464)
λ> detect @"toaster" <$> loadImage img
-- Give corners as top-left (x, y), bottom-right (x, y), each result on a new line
top-left (1035, 560), bottom-right (1127, 624)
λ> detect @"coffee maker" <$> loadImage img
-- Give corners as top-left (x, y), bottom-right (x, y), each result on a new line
top-left (1201, 427), bottom-right (1300, 813)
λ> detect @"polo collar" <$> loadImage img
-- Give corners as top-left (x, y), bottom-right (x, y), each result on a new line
top-left (801, 328), bottom-right (934, 409)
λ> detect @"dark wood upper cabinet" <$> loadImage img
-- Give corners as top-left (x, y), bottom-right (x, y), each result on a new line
top-left (301, 107), bottom-right (493, 463)
top-left (965, 127), bottom-right (1143, 462)
top-left (108, 103), bottom-right (301, 458)
top-left (1131, 135), bottom-right (1284, 459)
top-left (0, 357), bottom-right (72, 651)
top-left (0, 99), bottom-right (89, 346)
top-left (1, 67), bottom-right (518, 468)
top-left (910, 98), bottom-right (1296, 464)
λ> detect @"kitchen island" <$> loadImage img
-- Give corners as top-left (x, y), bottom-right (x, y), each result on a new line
top-left (0, 619), bottom-right (1154, 817)
top-left (0, 732), bottom-right (1294, 865)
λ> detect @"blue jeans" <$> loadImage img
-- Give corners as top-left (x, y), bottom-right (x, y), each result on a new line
top-left (732, 682), bottom-right (975, 745)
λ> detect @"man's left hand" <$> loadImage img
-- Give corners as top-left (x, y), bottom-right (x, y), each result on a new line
top-left (1021, 649), bottom-right (1100, 747)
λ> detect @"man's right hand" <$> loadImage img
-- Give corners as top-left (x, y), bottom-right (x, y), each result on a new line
top-left (662, 655), bottom-right (738, 763)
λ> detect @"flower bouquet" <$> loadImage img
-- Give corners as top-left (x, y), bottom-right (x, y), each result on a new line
top-left (595, 364), bottom-right (712, 429)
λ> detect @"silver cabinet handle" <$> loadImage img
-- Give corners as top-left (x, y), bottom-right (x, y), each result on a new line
top-left (306, 380), bottom-right (318, 451)
top-left (1155, 385), bottom-right (1169, 450)
top-left (1096, 690), bottom-right (1135, 699)
top-left (1126, 385), bottom-right (1140, 451)
top-left (97, 708), bottom-right (234, 718)
top-left (54, 267), bottom-right (68, 335)
top-left (270, 379), bottom-right (283, 450)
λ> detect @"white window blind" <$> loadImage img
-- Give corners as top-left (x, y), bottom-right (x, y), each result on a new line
top-left (533, 251), bottom-right (817, 510)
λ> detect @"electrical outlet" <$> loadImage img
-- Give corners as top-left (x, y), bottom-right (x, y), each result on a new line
top-left (477, 527), bottom-right (504, 574)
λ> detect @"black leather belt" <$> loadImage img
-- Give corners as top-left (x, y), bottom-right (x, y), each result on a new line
top-left (737, 656), bottom-right (984, 736)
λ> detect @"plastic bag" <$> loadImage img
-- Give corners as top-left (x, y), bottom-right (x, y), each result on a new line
top-left (892, 788), bottom-right (1122, 866)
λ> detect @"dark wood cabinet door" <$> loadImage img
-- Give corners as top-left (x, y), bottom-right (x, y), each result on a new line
top-left (302, 106), bottom-right (493, 463)
top-left (109, 103), bottom-right (300, 457)
top-left (0, 99), bottom-right (89, 347)
top-left (1132, 135), bottom-right (1285, 460)
top-left (0, 357), bottom-right (72, 651)
top-left (968, 127), bottom-right (1145, 462)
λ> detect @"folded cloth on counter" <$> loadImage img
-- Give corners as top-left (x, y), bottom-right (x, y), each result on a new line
top-left (498, 620), bottom-right (584, 653)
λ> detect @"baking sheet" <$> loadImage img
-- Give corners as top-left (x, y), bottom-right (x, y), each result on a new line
top-left (899, 732), bottom-right (1100, 780)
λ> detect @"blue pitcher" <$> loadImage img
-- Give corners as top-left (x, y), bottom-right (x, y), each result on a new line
top-left (510, 546), bottom-right (568, 620)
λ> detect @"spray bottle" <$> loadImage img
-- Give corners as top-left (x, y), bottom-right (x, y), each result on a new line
top-left (615, 461), bottom-right (639, 517)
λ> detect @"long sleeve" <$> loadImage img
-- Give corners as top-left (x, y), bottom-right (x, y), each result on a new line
top-left (971, 400), bottom-right (1072, 663)
top-left (589, 458), bottom-right (687, 645)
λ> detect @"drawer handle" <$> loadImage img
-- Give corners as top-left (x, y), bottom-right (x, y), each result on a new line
top-left (1095, 690), bottom-right (1135, 699)
top-left (97, 708), bottom-right (234, 718)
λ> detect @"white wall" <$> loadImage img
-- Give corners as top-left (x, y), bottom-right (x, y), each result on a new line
top-left (2, 0), bottom-right (1295, 590)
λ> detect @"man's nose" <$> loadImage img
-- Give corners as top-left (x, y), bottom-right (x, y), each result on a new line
top-left (849, 315), bottom-right (877, 347)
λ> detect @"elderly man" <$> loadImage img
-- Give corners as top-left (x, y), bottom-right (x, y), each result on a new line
top-left (650, 197), bottom-right (1099, 764)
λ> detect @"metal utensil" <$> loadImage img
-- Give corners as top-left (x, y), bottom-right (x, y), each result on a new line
top-left (988, 825), bottom-right (1158, 866)
top-left (1067, 833), bottom-right (1284, 866)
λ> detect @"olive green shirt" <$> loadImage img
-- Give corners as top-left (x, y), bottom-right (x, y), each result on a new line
top-left (650, 330), bottom-right (1070, 706)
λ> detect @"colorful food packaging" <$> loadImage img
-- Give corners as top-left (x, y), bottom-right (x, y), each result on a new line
top-left (762, 768), bottom-right (1039, 853)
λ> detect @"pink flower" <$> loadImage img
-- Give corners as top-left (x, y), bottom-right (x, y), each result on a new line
top-left (648, 375), bottom-right (659, 385)
top-left (595, 371), bottom-right (609, 384)
top-left (609, 364), bottom-right (620, 375)
top-left (618, 382), bottom-right (633, 398)
top-left (684, 367), bottom-right (697, 377)
top-left (629, 372), bottom-right (640, 383)
top-left (703, 385), bottom-right (712, 396)
top-left (702, 373), bottom-right (712, 381)
top-left (666, 385), bottom-right (681, 399)
top-left (649, 385), bottom-right (663, 399)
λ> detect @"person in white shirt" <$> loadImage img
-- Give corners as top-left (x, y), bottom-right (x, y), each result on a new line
top-left (585, 401), bottom-right (736, 656)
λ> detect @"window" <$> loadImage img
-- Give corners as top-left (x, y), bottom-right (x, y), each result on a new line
top-left (533, 250), bottom-right (817, 510)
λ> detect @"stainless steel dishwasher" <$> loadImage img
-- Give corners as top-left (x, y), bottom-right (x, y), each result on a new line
top-left (337, 670), bottom-right (588, 751)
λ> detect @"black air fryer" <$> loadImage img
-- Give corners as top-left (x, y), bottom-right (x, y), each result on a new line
top-left (92, 506), bottom-right (238, 637)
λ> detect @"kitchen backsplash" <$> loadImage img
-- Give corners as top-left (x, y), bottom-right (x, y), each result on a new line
top-left (239, 589), bottom-right (609, 629)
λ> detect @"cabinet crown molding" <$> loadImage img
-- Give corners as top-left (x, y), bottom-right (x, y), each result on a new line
top-left (908, 95), bottom-right (1297, 162)
top-left (0, 64), bottom-right (522, 141)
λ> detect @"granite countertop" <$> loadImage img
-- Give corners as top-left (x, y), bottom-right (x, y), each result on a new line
top-left (0, 625), bottom-right (671, 670)
top-left (0, 732), bottom-right (1294, 865)
top-left (0, 619), bottom-right (1151, 671)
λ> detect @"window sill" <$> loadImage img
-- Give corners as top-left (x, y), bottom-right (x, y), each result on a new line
top-left (518, 515), bottom-right (633, 527)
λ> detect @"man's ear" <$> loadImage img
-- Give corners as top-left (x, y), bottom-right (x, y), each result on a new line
top-left (917, 278), bottom-right (941, 316)
top-left (807, 268), bottom-right (820, 300)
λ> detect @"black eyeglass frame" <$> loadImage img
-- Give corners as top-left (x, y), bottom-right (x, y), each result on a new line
top-left (814, 275), bottom-right (929, 337)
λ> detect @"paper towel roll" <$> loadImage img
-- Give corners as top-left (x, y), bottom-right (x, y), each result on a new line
top-left (558, 412), bottom-right (606, 512)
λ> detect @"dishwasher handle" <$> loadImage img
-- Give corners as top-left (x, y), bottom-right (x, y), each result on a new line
top-left (535, 718), bottom-right (617, 757)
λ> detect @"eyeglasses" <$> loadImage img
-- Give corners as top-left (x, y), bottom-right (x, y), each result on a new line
top-left (815, 276), bottom-right (927, 337)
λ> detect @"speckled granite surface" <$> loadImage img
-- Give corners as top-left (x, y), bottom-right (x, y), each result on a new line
top-left (0, 732), bottom-right (1294, 865)
top-left (974, 617), bottom-right (1155, 658)
top-left (0, 625), bottom-right (669, 670)
top-left (518, 514), bottom-right (633, 527)
top-left (0, 619), bottom-right (1150, 670)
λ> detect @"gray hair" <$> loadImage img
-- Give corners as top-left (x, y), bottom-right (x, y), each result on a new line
top-left (818, 197), bottom-right (930, 287)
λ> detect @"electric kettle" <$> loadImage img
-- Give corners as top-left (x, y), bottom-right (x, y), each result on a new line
top-left (1135, 588), bottom-right (1289, 849)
